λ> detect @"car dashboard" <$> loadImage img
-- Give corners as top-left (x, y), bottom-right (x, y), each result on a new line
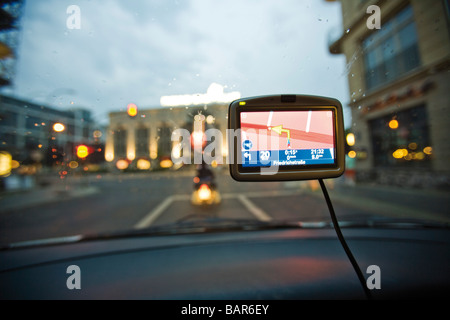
top-left (1, 226), bottom-right (449, 300)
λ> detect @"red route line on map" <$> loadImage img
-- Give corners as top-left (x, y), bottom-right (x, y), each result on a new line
top-left (241, 123), bottom-right (333, 145)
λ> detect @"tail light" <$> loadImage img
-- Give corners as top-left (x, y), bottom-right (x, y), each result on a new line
top-left (198, 184), bottom-right (212, 200)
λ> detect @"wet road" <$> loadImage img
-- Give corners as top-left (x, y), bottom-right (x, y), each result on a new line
top-left (1, 168), bottom-right (449, 246)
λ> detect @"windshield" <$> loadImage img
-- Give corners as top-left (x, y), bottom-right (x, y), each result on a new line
top-left (0, 0), bottom-right (449, 246)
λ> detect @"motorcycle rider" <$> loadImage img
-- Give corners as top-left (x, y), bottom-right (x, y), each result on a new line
top-left (195, 160), bottom-right (216, 189)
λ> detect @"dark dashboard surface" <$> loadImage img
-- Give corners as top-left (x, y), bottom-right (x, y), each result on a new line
top-left (1, 227), bottom-right (449, 299)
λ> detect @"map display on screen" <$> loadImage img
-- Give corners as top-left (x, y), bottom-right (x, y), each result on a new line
top-left (240, 110), bottom-right (336, 167)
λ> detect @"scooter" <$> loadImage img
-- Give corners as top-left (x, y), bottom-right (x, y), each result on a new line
top-left (191, 164), bottom-right (221, 206)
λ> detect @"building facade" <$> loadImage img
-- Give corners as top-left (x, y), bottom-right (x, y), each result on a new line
top-left (105, 103), bottom-right (229, 170)
top-left (329, 0), bottom-right (450, 188)
top-left (0, 0), bottom-right (24, 87)
top-left (0, 94), bottom-right (100, 167)
top-left (105, 83), bottom-right (239, 171)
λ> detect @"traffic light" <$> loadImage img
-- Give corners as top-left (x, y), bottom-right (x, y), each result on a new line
top-left (127, 103), bottom-right (138, 117)
top-left (345, 132), bottom-right (355, 157)
top-left (346, 133), bottom-right (355, 147)
top-left (190, 131), bottom-right (207, 149)
top-left (76, 145), bottom-right (89, 159)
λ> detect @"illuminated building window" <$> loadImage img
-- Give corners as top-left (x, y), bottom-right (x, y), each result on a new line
top-left (363, 5), bottom-right (421, 91)
top-left (369, 105), bottom-right (431, 167)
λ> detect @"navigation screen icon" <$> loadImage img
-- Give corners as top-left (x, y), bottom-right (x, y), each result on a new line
top-left (243, 140), bottom-right (253, 150)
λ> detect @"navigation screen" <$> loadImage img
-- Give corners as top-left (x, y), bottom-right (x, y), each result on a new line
top-left (240, 109), bottom-right (336, 167)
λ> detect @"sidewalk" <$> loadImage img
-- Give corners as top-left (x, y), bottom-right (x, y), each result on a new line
top-left (316, 181), bottom-right (450, 222)
top-left (0, 169), bottom-right (197, 212)
top-left (0, 181), bottom-right (99, 212)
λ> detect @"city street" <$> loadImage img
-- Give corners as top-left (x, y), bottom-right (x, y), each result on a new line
top-left (1, 167), bottom-right (449, 246)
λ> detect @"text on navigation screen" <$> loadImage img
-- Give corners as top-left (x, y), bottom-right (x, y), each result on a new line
top-left (240, 109), bottom-right (336, 167)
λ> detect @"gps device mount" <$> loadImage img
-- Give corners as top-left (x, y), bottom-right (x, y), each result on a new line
top-left (228, 94), bottom-right (371, 299)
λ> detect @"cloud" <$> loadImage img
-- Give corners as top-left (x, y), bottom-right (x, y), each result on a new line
top-left (5, 0), bottom-right (349, 125)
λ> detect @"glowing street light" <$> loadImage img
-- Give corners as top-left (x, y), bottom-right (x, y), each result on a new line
top-left (53, 123), bottom-right (65, 132)
top-left (0, 151), bottom-right (12, 177)
top-left (51, 123), bottom-right (69, 165)
top-left (127, 103), bottom-right (138, 117)
top-left (116, 159), bottom-right (129, 170)
top-left (389, 119), bottom-right (399, 129)
top-left (346, 133), bottom-right (355, 146)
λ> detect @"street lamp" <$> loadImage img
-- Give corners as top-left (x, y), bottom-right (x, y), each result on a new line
top-left (53, 123), bottom-right (65, 133)
top-left (50, 122), bottom-right (71, 189)
top-left (51, 122), bottom-right (68, 167)
top-left (127, 103), bottom-right (138, 117)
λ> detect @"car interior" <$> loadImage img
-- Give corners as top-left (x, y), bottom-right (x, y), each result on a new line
top-left (1, 95), bottom-right (449, 301)
top-left (1, 1), bottom-right (449, 307)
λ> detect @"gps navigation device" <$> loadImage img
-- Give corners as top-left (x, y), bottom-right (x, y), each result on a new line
top-left (228, 95), bottom-right (345, 181)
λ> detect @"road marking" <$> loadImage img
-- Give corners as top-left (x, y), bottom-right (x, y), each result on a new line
top-left (237, 194), bottom-right (272, 221)
top-left (267, 110), bottom-right (273, 127)
top-left (134, 196), bottom-right (175, 229)
top-left (306, 110), bottom-right (312, 132)
top-left (134, 190), bottom-right (299, 228)
top-left (221, 188), bottom-right (304, 199)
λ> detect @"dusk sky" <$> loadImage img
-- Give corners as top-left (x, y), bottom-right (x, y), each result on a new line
top-left (2, 0), bottom-right (351, 125)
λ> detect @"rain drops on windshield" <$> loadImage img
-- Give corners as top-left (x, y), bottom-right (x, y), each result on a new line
top-left (0, 0), bottom-right (449, 247)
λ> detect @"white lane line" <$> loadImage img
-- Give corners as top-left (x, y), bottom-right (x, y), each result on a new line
top-left (306, 110), bottom-right (312, 132)
top-left (134, 196), bottom-right (175, 229)
top-left (134, 190), bottom-right (298, 229)
top-left (221, 188), bottom-right (304, 199)
top-left (267, 110), bottom-right (273, 127)
top-left (237, 194), bottom-right (272, 222)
